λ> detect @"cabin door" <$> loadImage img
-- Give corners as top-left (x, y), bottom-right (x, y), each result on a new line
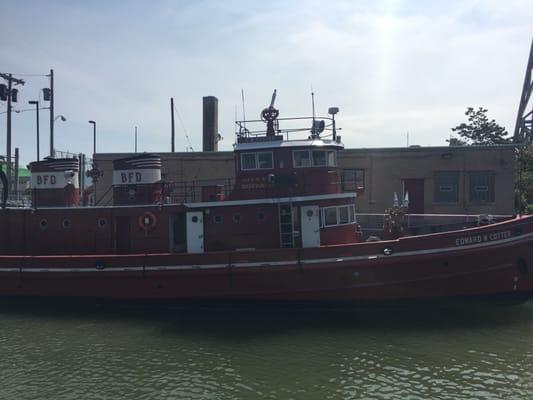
top-left (301, 205), bottom-right (320, 248)
top-left (170, 213), bottom-right (187, 253)
top-left (186, 211), bottom-right (204, 253)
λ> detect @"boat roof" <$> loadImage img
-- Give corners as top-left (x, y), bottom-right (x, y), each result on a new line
top-left (233, 138), bottom-right (344, 151)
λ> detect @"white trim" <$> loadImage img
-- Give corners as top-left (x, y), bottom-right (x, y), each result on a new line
top-left (234, 139), bottom-right (343, 151)
top-left (0, 230), bottom-right (531, 274)
top-left (185, 192), bottom-right (357, 208)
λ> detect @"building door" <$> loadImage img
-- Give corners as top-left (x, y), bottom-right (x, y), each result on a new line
top-left (115, 216), bottom-right (131, 253)
top-left (186, 211), bottom-right (204, 253)
top-left (300, 205), bottom-right (320, 248)
top-left (403, 179), bottom-right (424, 214)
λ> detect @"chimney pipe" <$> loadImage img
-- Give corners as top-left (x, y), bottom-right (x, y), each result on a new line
top-left (202, 96), bottom-right (218, 152)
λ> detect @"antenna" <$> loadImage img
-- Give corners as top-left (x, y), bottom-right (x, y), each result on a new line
top-left (170, 97), bottom-right (175, 152)
top-left (311, 85), bottom-right (316, 121)
top-left (241, 88), bottom-right (246, 130)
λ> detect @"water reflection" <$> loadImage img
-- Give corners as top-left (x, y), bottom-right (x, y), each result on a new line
top-left (0, 302), bottom-right (531, 399)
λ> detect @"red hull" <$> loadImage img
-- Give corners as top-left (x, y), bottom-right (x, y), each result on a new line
top-left (0, 216), bottom-right (532, 304)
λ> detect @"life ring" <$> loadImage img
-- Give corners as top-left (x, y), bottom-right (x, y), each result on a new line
top-left (138, 211), bottom-right (158, 231)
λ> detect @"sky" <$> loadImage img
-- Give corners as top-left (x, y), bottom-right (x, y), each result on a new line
top-left (0, 0), bottom-right (532, 164)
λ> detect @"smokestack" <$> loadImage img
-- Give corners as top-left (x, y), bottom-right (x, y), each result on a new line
top-left (203, 96), bottom-right (218, 152)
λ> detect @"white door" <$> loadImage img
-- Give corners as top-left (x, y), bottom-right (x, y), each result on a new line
top-left (301, 205), bottom-right (320, 248)
top-left (186, 211), bottom-right (204, 253)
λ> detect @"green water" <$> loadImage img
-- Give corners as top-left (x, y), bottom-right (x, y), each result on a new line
top-left (0, 303), bottom-right (532, 399)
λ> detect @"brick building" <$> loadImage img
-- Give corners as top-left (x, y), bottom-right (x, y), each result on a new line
top-left (92, 144), bottom-right (516, 215)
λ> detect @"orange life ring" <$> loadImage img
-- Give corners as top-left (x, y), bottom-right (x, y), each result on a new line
top-left (138, 211), bottom-right (158, 231)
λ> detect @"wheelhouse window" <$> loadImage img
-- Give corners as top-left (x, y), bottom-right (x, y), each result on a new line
top-left (241, 151), bottom-right (273, 170)
top-left (293, 150), bottom-right (311, 167)
top-left (294, 149), bottom-right (337, 168)
top-left (321, 205), bottom-right (356, 227)
top-left (327, 151), bottom-right (337, 167)
top-left (312, 150), bottom-right (326, 166)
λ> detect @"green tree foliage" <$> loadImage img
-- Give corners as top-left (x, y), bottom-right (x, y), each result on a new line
top-left (450, 107), bottom-right (511, 145)
top-left (516, 147), bottom-right (533, 213)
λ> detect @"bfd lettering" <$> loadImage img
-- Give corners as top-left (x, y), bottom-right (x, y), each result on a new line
top-left (121, 172), bottom-right (142, 183)
top-left (37, 175), bottom-right (56, 185)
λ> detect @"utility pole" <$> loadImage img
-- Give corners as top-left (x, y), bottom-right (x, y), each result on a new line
top-left (135, 126), bottom-right (138, 153)
top-left (49, 69), bottom-right (54, 157)
top-left (0, 73), bottom-right (25, 196)
top-left (171, 97), bottom-right (175, 152)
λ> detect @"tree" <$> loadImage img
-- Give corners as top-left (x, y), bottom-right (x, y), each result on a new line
top-left (449, 107), bottom-right (511, 145)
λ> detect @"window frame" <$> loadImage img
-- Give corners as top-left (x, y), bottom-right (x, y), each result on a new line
top-left (434, 171), bottom-right (459, 203)
top-left (320, 205), bottom-right (356, 228)
top-left (341, 169), bottom-right (365, 191)
top-left (240, 151), bottom-right (274, 171)
top-left (469, 171), bottom-right (495, 203)
top-left (293, 149), bottom-right (338, 168)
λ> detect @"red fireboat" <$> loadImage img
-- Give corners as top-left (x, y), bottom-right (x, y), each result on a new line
top-left (0, 93), bottom-right (532, 306)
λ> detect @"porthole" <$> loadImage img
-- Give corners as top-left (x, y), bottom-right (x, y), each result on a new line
top-left (98, 218), bottom-right (107, 228)
top-left (257, 211), bottom-right (266, 222)
top-left (233, 213), bottom-right (241, 223)
top-left (306, 210), bottom-right (314, 217)
top-left (383, 247), bottom-right (393, 256)
top-left (213, 215), bottom-right (223, 224)
top-left (62, 219), bottom-right (71, 229)
top-left (39, 219), bottom-right (48, 230)
top-left (192, 216), bottom-right (199, 223)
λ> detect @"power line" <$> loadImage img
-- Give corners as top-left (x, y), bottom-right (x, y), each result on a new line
top-left (173, 104), bottom-right (194, 152)
top-left (10, 73), bottom-right (48, 77)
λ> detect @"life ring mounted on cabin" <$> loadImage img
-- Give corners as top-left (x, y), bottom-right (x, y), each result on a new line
top-left (138, 211), bottom-right (158, 231)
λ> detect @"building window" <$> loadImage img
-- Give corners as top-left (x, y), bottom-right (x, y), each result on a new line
top-left (434, 171), bottom-right (459, 203)
top-left (213, 215), bottom-right (223, 224)
top-left (341, 169), bottom-right (365, 191)
top-left (469, 171), bottom-right (495, 203)
top-left (241, 152), bottom-right (273, 170)
top-left (321, 205), bottom-right (356, 227)
top-left (233, 213), bottom-right (241, 223)
top-left (293, 150), bottom-right (337, 168)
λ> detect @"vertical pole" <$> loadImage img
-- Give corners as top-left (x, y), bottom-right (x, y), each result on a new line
top-left (93, 123), bottom-right (96, 156)
top-left (171, 97), bottom-right (175, 152)
top-left (36, 102), bottom-right (40, 160)
top-left (14, 147), bottom-right (19, 199)
top-left (78, 153), bottom-right (84, 205)
top-left (49, 69), bottom-right (54, 157)
top-left (135, 126), bottom-right (138, 153)
top-left (6, 74), bottom-right (12, 195)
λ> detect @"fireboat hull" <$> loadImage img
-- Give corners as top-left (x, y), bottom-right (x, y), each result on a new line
top-left (0, 216), bottom-right (532, 305)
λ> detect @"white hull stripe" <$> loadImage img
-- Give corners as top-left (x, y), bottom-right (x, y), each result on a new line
top-left (185, 192), bottom-right (357, 208)
top-left (0, 231), bottom-right (531, 273)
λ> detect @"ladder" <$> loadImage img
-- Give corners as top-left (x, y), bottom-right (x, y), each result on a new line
top-left (279, 204), bottom-right (294, 248)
